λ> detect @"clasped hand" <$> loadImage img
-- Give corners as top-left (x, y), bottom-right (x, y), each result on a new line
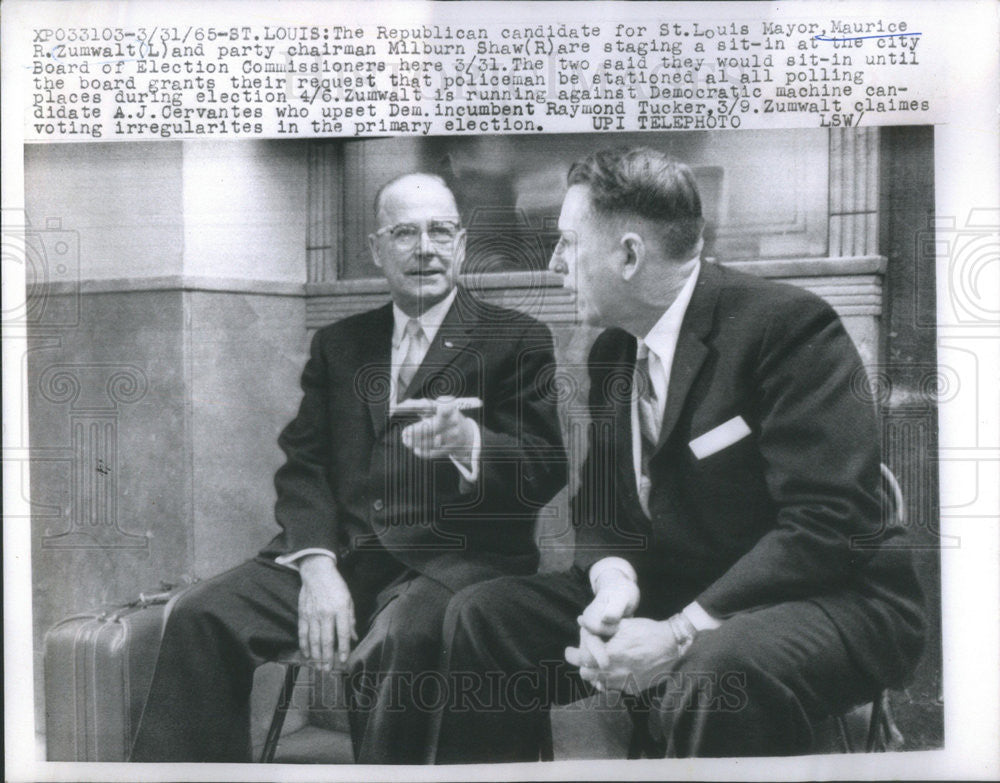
top-left (400, 399), bottom-right (476, 464)
top-left (565, 576), bottom-right (679, 694)
top-left (566, 620), bottom-right (680, 695)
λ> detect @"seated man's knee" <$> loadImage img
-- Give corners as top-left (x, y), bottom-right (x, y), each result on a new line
top-left (164, 583), bottom-right (217, 633)
top-left (647, 622), bottom-right (817, 755)
top-left (443, 579), bottom-right (510, 649)
top-left (654, 626), bottom-right (765, 715)
top-left (162, 577), bottom-right (244, 641)
top-left (382, 614), bottom-right (438, 659)
top-left (357, 588), bottom-right (451, 670)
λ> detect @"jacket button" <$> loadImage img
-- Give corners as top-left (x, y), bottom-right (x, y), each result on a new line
top-left (372, 499), bottom-right (384, 512)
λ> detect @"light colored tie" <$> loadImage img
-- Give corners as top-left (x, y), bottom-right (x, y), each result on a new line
top-left (635, 344), bottom-right (662, 515)
top-left (397, 318), bottom-right (428, 402)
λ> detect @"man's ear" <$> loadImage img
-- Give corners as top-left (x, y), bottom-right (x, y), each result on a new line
top-left (368, 234), bottom-right (383, 269)
top-left (452, 229), bottom-right (467, 274)
top-left (619, 232), bottom-right (644, 281)
top-left (691, 235), bottom-right (704, 261)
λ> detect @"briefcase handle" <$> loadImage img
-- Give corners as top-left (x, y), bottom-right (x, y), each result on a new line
top-left (134, 590), bottom-right (174, 608)
top-left (131, 577), bottom-right (200, 608)
top-left (48, 578), bottom-right (200, 627)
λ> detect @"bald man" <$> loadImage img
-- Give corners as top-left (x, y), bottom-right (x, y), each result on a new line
top-left (131, 174), bottom-right (566, 763)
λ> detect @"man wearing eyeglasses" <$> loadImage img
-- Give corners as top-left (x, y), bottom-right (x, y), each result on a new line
top-left (131, 173), bottom-right (567, 764)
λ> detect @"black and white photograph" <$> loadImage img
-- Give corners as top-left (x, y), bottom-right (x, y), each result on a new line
top-left (3, 2), bottom-right (998, 781)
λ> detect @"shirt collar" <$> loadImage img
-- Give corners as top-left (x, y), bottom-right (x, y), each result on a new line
top-left (639, 258), bottom-right (702, 360)
top-left (392, 288), bottom-right (458, 349)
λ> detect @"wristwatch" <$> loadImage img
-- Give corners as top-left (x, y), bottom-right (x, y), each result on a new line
top-left (667, 612), bottom-right (698, 656)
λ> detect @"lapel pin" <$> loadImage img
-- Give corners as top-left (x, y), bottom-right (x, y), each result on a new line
top-left (444, 340), bottom-right (454, 348)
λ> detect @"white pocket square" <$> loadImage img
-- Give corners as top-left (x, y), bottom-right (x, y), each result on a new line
top-left (689, 416), bottom-right (752, 459)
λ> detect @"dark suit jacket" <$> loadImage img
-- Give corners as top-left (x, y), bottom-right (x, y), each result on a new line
top-left (573, 262), bottom-right (925, 689)
top-left (262, 287), bottom-right (567, 603)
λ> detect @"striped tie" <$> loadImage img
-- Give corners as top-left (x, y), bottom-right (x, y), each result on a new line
top-left (635, 345), bottom-right (661, 515)
top-left (397, 318), bottom-right (427, 402)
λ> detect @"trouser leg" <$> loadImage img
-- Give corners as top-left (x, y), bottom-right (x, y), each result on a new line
top-left (130, 558), bottom-right (301, 762)
top-left (346, 573), bottom-right (455, 764)
top-left (433, 570), bottom-right (592, 764)
top-left (649, 600), bottom-right (882, 757)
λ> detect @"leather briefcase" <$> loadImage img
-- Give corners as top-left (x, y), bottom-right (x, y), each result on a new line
top-left (43, 581), bottom-right (193, 761)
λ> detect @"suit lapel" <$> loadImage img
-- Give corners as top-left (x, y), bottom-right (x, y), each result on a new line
top-left (601, 332), bottom-right (642, 503)
top-left (363, 304), bottom-right (394, 438)
top-left (655, 262), bottom-right (721, 452)
top-left (596, 266), bottom-right (721, 511)
top-left (397, 288), bottom-right (476, 404)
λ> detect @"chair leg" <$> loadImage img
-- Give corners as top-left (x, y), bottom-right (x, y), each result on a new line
top-left (259, 664), bottom-right (300, 763)
top-left (626, 726), bottom-right (646, 760)
top-left (835, 714), bottom-right (855, 753)
top-left (882, 693), bottom-right (906, 749)
top-left (625, 696), bottom-right (665, 759)
top-left (865, 692), bottom-right (886, 752)
top-left (538, 708), bottom-right (555, 762)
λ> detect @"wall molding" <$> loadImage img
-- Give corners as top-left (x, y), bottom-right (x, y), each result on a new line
top-left (36, 276), bottom-right (305, 297)
top-left (35, 256), bottom-right (886, 318)
top-left (34, 255), bottom-right (886, 330)
top-left (305, 256), bottom-right (887, 328)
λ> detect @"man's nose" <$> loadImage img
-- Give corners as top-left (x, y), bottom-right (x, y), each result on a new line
top-left (548, 251), bottom-right (567, 276)
top-left (417, 226), bottom-right (435, 256)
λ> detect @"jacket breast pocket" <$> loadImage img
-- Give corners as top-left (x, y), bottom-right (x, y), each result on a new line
top-left (689, 415), bottom-right (752, 460)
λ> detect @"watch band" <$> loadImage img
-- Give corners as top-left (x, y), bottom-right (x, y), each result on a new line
top-left (667, 612), bottom-right (697, 656)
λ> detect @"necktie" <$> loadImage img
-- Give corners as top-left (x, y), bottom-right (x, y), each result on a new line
top-left (397, 318), bottom-right (427, 402)
top-left (635, 345), bottom-right (662, 515)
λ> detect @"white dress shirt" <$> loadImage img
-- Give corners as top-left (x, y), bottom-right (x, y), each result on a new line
top-left (629, 261), bottom-right (700, 498)
top-left (277, 289), bottom-right (482, 569)
top-left (588, 259), bottom-right (722, 633)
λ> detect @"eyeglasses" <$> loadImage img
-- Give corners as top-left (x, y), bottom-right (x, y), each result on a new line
top-left (375, 221), bottom-right (462, 252)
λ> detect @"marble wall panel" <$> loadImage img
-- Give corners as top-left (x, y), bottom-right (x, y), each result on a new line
top-left (28, 287), bottom-right (308, 733)
top-left (28, 290), bottom-right (191, 734)
top-left (185, 290), bottom-right (307, 577)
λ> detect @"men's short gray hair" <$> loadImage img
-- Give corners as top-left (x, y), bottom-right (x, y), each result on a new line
top-left (567, 147), bottom-right (705, 260)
